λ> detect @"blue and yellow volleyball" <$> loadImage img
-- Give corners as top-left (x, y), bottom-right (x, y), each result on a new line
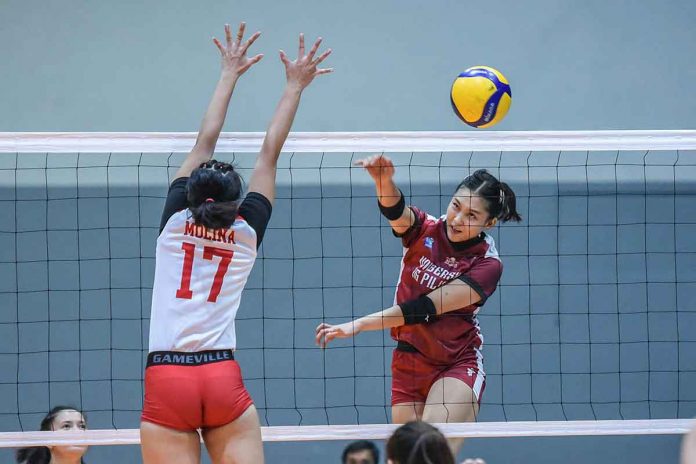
top-left (450, 66), bottom-right (512, 128)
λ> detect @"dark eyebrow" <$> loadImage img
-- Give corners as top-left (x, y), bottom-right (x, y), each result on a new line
top-left (453, 198), bottom-right (483, 215)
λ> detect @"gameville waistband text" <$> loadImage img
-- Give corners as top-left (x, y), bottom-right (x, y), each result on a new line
top-left (147, 349), bottom-right (234, 367)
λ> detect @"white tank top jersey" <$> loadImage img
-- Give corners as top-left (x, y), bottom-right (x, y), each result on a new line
top-left (148, 178), bottom-right (271, 353)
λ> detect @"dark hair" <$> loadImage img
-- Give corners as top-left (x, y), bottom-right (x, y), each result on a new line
top-left (386, 421), bottom-right (454, 464)
top-left (342, 439), bottom-right (380, 463)
top-left (456, 169), bottom-right (522, 223)
top-left (187, 160), bottom-right (243, 230)
top-left (16, 406), bottom-right (86, 464)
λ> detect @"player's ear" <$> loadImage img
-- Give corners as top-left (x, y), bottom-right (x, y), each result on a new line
top-left (485, 217), bottom-right (498, 228)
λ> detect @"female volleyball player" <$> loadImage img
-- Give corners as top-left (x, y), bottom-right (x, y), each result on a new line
top-left (316, 155), bottom-right (521, 453)
top-left (140, 22), bottom-right (332, 464)
top-left (16, 406), bottom-right (87, 464)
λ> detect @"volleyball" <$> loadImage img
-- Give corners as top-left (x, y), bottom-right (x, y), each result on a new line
top-left (450, 66), bottom-right (512, 128)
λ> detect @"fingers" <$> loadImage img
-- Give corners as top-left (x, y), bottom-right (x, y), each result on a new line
top-left (315, 68), bottom-right (333, 76)
top-left (315, 324), bottom-right (333, 348)
top-left (236, 22), bottom-right (246, 46)
top-left (241, 31), bottom-right (262, 54)
top-left (212, 37), bottom-right (225, 54)
top-left (298, 32), bottom-right (305, 58)
top-left (240, 54), bottom-right (264, 72)
top-left (353, 154), bottom-right (392, 167)
top-left (225, 24), bottom-right (232, 48)
top-left (306, 37), bottom-right (322, 60)
top-left (312, 48), bottom-right (332, 66)
top-left (279, 49), bottom-right (290, 65)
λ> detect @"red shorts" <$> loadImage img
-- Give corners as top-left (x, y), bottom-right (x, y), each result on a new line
top-left (141, 349), bottom-right (253, 432)
top-left (391, 342), bottom-right (485, 405)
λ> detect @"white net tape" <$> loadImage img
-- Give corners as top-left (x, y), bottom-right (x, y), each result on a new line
top-left (0, 420), bottom-right (692, 448)
top-left (1, 130), bottom-right (696, 153)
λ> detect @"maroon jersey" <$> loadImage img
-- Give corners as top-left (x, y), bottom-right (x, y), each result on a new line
top-left (392, 206), bottom-right (503, 365)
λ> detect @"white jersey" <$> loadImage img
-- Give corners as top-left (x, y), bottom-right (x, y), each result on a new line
top-left (148, 178), bottom-right (272, 353)
top-left (149, 210), bottom-right (258, 352)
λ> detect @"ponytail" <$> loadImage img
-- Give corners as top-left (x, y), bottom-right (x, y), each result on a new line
top-left (498, 181), bottom-right (522, 222)
top-left (189, 200), bottom-right (241, 230)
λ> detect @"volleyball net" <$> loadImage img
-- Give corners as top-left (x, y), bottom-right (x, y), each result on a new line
top-left (0, 130), bottom-right (694, 447)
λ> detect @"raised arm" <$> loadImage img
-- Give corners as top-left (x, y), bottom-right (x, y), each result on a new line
top-left (246, 34), bottom-right (332, 204)
top-left (173, 22), bottom-right (263, 181)
top-left (316, 279), bottom-right (482, 347)
top-left (355, 154), bottom-right (415, 235)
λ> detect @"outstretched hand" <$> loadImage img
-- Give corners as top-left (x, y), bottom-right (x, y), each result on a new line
top-left (354, 154), bottom-right (396, 185)
top-left (212, 22), bottom-right (263, 77)
top-left (315, 321), bottom-right (360, 348)
top-left (280, 34), bottom-right (333, 90)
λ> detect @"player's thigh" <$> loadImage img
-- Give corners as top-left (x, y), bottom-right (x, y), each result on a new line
top-left (422, 377), bottom-right (479, 423)
top-left (422, 377), bottom-right (479, 457)
top-left (140, 421), bottom-right (201, 464)
top-left (392, 402), bottom-right (425, 424)
top-left (202, 404), bottom-right (264, 464)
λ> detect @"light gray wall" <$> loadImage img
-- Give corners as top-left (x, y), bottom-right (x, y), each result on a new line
top-left (1, 1), bottom-right (696, 463)
top-left (1, 0), bottom-right (696, 132)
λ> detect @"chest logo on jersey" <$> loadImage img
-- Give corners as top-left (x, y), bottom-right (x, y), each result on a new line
top-left (184, 221), bottom-right (236, 244)
top-left (444, 257), bottom-right (457, 267)
top-left (424, 237), bottom-right (434, 249)
top-left (411, 255), bottom-right (459, 290)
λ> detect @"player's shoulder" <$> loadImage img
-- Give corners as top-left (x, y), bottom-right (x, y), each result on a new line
top-left (159, 209), bottom-right (191, 236)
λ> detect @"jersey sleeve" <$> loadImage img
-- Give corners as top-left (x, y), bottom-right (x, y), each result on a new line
top-left (457, 257), bottom-right (503, 306)
top-left (396, 206), bottom-right (429, 248)
top-left (159, 177), bottom-right (189, 233)
top-left (238, 192), bottom-right (273, 247)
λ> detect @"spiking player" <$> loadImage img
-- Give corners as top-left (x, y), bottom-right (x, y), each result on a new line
top-left (317, 156), bottom-right (521, 454)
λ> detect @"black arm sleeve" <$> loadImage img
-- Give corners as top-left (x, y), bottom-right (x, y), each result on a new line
top-left (238, 192), bottom-right (273, 247)
top-left (159, 177), bottom-right (189, 233)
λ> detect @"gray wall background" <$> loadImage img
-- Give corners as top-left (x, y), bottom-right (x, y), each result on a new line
top-left (1, 0), bottom-right (696, 463)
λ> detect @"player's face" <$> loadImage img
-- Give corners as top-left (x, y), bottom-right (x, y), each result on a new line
top-left (446, 188), bottom-right (496, 242)
top-left (49, 410), bottom-right (88, 459)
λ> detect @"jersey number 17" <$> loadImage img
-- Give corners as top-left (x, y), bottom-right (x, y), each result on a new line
top-left (175, 242), bottom-right (234, 303)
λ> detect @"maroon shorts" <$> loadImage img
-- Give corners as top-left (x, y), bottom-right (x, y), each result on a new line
top-left (391, 342), bottom-right (485, 405)
top-left (141, 349), bottom-right (253, 432)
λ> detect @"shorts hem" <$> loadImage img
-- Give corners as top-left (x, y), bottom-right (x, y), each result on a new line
top-left (201, 399), bottom-right (255, 431)
top-left (140, 415), bottom-right (198, 433)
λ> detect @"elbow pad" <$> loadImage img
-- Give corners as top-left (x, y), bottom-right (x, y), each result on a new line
top-left (399, 296), bottom-right (437, 325)
top-left (378, 191), bottom-right (405, 221)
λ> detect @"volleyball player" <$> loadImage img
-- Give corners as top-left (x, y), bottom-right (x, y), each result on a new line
top-left (16, 406), bottom-right (87, 464)
top-left (316, 155), bottom-right (521, 454)
top-left (140, 22), bottom-right (332, 464)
